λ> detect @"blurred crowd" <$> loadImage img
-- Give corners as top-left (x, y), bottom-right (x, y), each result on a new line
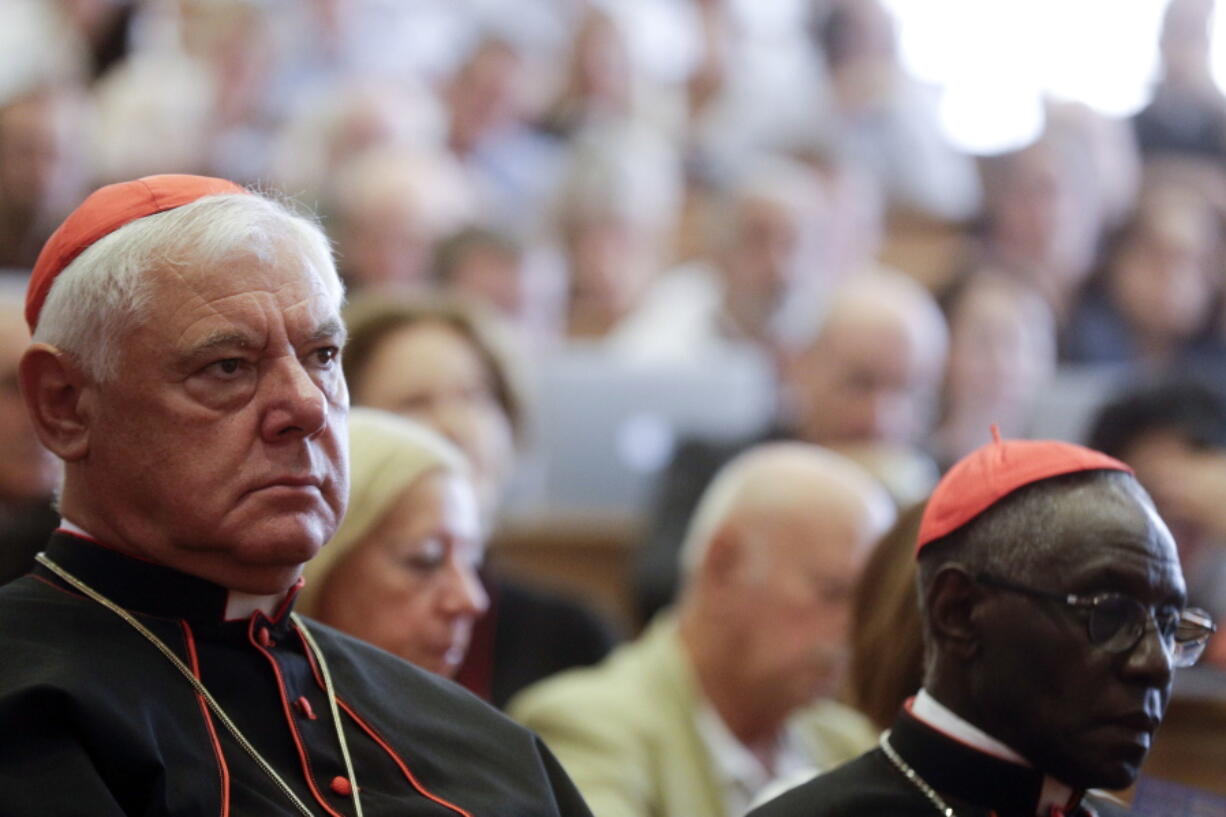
top-left (2, 0), bottom-right (1226, 811)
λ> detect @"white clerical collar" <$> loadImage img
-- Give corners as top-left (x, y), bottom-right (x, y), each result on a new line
top-left (57, 518), bottom-right (284, 620)
top-left (912, 689), bottom-right (1080, 817)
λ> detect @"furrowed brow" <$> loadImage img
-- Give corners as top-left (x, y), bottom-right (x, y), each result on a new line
top-left (187, 331), bottom-right (256, 357)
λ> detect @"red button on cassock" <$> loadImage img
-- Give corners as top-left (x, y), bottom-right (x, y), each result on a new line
top-left (330, 776), bottom-right (352, 797)
top-left (295, 696), bottom-right (317, 720)
top-left (257, 627), bottom-right (274, 648)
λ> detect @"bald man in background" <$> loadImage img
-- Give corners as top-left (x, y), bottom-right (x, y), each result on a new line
top-left (635, 269), bottom-right (947, 622)
top-left (511, 442), bottom-right (895, 817)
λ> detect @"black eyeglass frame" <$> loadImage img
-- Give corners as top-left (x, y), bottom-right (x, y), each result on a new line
top-left (974, 572), bottom-right (1217, 668)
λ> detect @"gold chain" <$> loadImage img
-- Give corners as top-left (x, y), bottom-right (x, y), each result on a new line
top-left (35, 553), bottom-right (365, 817)
top-left (879, 730), bottom-right (956, 816)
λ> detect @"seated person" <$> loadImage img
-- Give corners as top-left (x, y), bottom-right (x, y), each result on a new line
top-left (298, 408), bottom-right (487, 678)
top-left (0, 174), bottom-right (591, 816)
top-left (511, 442), bottom-right (895, 817)
top-left (751, 433), bottom-right (1216, 816)
top-left (342, 294), bottom-right (618, 706)
top-left (1088, 378), bottom-right (1226, 666)
top-left (847, 502), bottom-right (927, 730)
top-left (634, 268), bottom-right (947, 623)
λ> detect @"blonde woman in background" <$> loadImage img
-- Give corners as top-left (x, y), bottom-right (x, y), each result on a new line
top-left (298, 407), bottom-right (488, 678)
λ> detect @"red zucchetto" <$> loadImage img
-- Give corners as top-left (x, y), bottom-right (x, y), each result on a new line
top-left (916, 426), bottom-right (1133, 553)
top-left (26, 174), bottom-right (247, 332)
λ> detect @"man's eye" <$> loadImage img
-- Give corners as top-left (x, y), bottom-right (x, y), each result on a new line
top-left (313, 347), bottom-right (340, 367)
top-left (207, 359), bottom-right (244, 377)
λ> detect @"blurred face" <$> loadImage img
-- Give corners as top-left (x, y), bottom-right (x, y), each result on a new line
top-left (0, 93), bottom-right (85, 216)
top-left (567, 218), bottom-right (651, 321)
top-left (449, 43), bottom-right (521, 153)
top-left (1119, 429), bottom-right (1212, 563)
top-left (338, 200), bottom-right (430, 290)
top-left (77, 248), bottom-right (348, 593)
top-left (314, 470), bottom-right (487, 676)
top-left (0, 309), bottom-right (57, 502)
top-left (789, 317), bottom-right (937, 445)
top-left (726, 492), bottom-right (880, 710)
top-left (946, 280), bottom-right (1055, 422)
top-left (972, 481), bottom-right (1184, 789)
top-left (1109, 203), bottom-right (1216, 346)
top-left (724, 197), bottom-right (803, 322)
top-left (991, 147), bottom-right (1098, 292)
top-left (449, 246), bottom-right (527, 319)
top-left (352, 321), bottom-right (514, 519)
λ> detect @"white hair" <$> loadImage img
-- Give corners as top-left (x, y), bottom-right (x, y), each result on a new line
top-left (787, 267), bottom-right (950, 363)
top-left (678, 441), bottom-right (895, 579)
top-left (330, 146), bottom-right (476, 237)
top-left (33, 191), bottom-right (342, 381)
top-left (553, 121), bottom-right (681, 234)
top-left (712, 155), bottom-right (829, 250)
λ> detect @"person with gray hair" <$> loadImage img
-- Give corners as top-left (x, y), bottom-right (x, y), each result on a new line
top-left (510, 441), bottom-right (894, 817)
top-left (0, 174), bottom-right (593, 816)
top-left (634, 267), bottom-right (948, 622)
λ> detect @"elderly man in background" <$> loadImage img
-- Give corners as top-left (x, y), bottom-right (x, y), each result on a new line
top-left (635, 268), bottom-right (947, 621)
top-left (0, 174), bottom-right (592, 817)
top-left (751, 433), bottom-right (1217, 817)
top-left (511, 442), bottom-right (895, 817)
top-left (0, 278), bottom-right (58, 585)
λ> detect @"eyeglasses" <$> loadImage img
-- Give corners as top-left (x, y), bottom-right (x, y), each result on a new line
top-left (976, 573), bottom-right (1218, 668)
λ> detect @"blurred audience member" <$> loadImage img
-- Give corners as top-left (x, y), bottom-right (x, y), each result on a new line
top-left (433, 225), bottom-right (564, 345)
top-left (1045, 101), bottom-right (1142, 234)
top-left (635, 269), bottom-right (947, 621)
top-left (0, 280), bottom-right (58, 585)
top-left (974, 134), bottom-right (1104, 320)
top-left (848, 502), bottom-right (926, 731)
top-left (1133, 0), bottom-right (1226, 160)
top-left (553, 123), bottom-right (680, 341)
top-left (781, 270), bottom-right (948, 451)
top-left (328, 146), bottom-right (476, 292)
top-left (536, 7), bottom-right (633, 140)
top-left (343, 294), bottom-right (617, 706)
top-left (1062, 182), bottom-right (1225, 379)
top-left (0, 84), bottom-right (91, 267)
top-left (270, 77), bottom-right (445, 202)
top-left (807, 0), bottom-right (980, 221)
top-left (344, 296), bottom-right (521, 520)
top-left (1088, 378), bottom-right (1226, 666)
top-left (55, 0), bottom-right (135, 82)
top-left (612, 156), bottom-right (829, 366)
top-left (932, 272), bottom-right (1057, 468)
top-left (511, 442), bottom-right (894, 817)
top-left (445, 34), bottom-right (560, 230)
top-left (91, 49), bottom-right (214, 183)
top-left (298, 408), bottom-right (487, 678)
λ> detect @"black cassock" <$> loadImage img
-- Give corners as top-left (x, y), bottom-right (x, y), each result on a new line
top-left (0, 532), bottom-right (593, 817)
top-left (748, 706), bottom-right (1131, 817)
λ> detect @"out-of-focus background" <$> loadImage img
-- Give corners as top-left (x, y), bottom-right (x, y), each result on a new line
top-left (2, 0), bottom-right (1226, 806)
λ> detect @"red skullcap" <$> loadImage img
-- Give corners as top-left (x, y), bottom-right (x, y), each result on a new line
top-left (916, 426), bottom-right (1133, 554)
top-left (26, 174), bottom-right (248, 332)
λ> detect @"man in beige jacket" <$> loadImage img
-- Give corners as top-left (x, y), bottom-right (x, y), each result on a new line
top-left (510, 442), bottom-right (895, 817)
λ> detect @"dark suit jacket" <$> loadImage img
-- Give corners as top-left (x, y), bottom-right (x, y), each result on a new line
top-left (456, 573), bottom-right (619, 708)
top-left (748, 708), bottom-right (1131, 817)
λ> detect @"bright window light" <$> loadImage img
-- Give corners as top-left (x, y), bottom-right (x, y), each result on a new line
top-left (882, 0), bottom-right (1178, 154)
